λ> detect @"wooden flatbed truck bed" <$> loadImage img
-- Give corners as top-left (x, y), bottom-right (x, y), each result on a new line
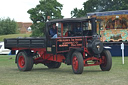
top-left (4, 37), bottom-right (46, 49)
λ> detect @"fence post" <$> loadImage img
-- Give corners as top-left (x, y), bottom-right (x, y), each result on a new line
top-left (121, 43), bottom-right (124, 64)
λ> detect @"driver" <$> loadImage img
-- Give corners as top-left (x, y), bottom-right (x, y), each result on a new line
top-left (49, 24), bottom-right (57, 38)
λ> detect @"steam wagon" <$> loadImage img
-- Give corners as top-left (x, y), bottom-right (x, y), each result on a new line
top-left (4, 17), bottom-right (112, 74)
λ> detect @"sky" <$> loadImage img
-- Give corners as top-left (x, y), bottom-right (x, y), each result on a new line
top-left (0, 0), bottom-right (86, 22)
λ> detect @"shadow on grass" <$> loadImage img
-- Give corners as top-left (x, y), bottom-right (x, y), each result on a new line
top-left (32, 67), bottom-right (73, 74)
top-left (84, 70), bottom-right (102, 72)
top-left (11, 67), bottom-right (103, 75)
top-left (10, 67), bottom-right (72, 74)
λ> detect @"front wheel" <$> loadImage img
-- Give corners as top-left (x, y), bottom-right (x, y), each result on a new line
top-left (72, 51), bottom-right (84, 74)
top-left (100, 50), bottom-right (112, 71)
top-left (17, 51), bottom-right (33, 71)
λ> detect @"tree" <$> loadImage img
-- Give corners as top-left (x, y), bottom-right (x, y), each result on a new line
top-left (71, 0), bottom-right (128, 18)
top-left (27, 0), bottom-right (63, 37)
top-left (0, 17), bottom-right (17, 35)
top-left (71, 8), bottom-right (85, 18)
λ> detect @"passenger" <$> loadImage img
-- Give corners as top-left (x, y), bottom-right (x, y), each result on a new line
top-left (64, 29), bottom-right (69, 37)
top-left (74, 24), bottom-right (82, 33)
top-left (49, 24), bottom-right (57, 38)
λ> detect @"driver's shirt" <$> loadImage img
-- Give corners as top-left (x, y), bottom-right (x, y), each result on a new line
top-left (50, 28), bottom-right (57, 37)
top-left (74, 27), bottom-right (82, 32)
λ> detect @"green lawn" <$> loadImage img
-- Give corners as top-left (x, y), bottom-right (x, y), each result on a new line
top-left (0, 55), bottom-right (128, 85)
top-left (0, 33), bottom-right (31, 41)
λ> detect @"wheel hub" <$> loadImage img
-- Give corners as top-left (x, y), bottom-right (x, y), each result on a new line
top-left (18, 56), bottom-right (25, 68)
top-left (72, 56), bottom-right (78, 71)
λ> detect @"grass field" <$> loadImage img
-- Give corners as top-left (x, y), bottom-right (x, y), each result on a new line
top-left (0, 33), bottom-right (31, 41)
top-left (0, 55), bottom-right (128, 85)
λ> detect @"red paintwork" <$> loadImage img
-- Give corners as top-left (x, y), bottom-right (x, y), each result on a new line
top-left (55, 37), bottom-right (84, 53)
top-left (83, 57), bottom-right (102, 66)
top-left (100, 56), bottom-right (106, 67)
top-left (33, 53), bottom-right (65, 64)
top-left (18, 56), bottom-right (25, 68)
top-left (13, 48), bottom-right (104, 67)
top-left (84, 48), bottom-right (91, 55)
top-left (12, 36), bottom-right (105, 67)
top-left (72, 56), bottom-right (78, 71)
top-left (61, 23), bottom-right (63, 37)
top-left (12, 47), bottom-right (65, 64)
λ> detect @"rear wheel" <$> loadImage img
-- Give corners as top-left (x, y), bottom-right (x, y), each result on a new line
top-left (17, 51), bottom-right (33, 71)
top-left (100, 50), bottom-right (112, 71)
top-left (72, 51), bottom-right (84, 74)
top-left (45, 61), bottom-right (61, 69)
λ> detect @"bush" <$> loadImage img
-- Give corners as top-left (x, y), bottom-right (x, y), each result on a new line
top-left (0, 17), bottom-right (18, 35)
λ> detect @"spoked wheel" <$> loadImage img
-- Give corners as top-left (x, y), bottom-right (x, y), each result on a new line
top-left (100, 50), bottom-right (112, 71)
top-left (72, 51), bottom-right (84, 74)
top-left (45, 61), bottom-right (61, 69)
top-left (17, 51), bottom-right (33, 71)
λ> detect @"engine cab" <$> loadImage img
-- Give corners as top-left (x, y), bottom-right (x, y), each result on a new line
top-left (45, 17), bottom-right (103, 56)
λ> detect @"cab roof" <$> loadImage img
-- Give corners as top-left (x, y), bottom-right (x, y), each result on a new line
top-left (47, 17), bottom-right (91, 23)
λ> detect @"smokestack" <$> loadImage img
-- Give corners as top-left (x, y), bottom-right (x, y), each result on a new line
top-left (91, 18), bottom-right (97, 35)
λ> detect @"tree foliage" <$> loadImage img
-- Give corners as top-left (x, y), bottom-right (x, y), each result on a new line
top-left (71, 0), bottom-right (128, 18)
top-left (27, 0), bottom-right (63, 37)
top-left (0, 17), bottom-right (17, 35)
top-left (71, 8), bottom-right (85, 18)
